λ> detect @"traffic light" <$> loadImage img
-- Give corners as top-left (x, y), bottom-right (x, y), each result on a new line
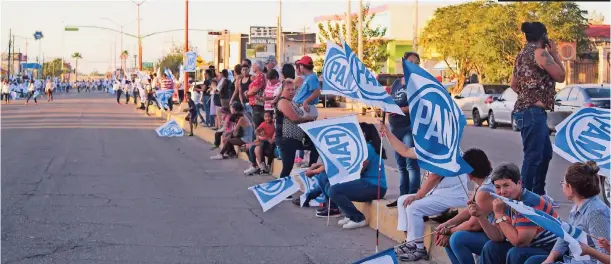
top-left (208, 31), bottom-right (222, 35)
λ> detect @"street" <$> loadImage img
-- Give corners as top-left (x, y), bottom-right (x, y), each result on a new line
top-left (1, 92), bottom-right (395, 264)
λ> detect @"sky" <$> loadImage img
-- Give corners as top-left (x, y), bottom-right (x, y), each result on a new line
top-left (1, 0), bottom-right (609, 73)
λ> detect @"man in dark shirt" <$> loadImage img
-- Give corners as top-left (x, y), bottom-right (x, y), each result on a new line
top-left (386, 52), bottom-right (422, 208)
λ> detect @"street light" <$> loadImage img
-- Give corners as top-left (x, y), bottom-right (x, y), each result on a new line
top-left (132, 0), bottom-right (148, 71)
top-left (100, 17), bottom-right (141, 71)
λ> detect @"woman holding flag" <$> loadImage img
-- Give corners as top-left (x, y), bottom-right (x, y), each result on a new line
top-left (529, 161), bottom-right (610, 264)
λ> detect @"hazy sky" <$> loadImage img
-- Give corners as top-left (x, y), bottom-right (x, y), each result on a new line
top-left (1, 0), bottom-right (609, 73)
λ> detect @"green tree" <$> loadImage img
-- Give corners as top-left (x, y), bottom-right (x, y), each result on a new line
top-left (158, 45), bottom-right (194, 74)
top-left (71, 52), bottom-right (82, 80)
top-left (43, 58), bottom-right (64, 78)
top-left (315, 3), bottom-right (391, 72)
top-left (420, 2), bottom-right (486, 93)
top-left (420, 1), bottom-right (589, 93)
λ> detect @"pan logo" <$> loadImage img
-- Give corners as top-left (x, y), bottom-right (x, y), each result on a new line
top-left (554, 108), bottom-right (610, 174)
top-left (254, 177), bottom-right (294, 203)
top-left (156, 120), bottom-right (184, 137)
top-left (323, 44), bottom-right (357, 94)
top-left (316, 124), bottom-right (365, 175)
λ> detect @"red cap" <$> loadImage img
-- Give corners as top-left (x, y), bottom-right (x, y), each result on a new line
top-left (296, 56), bottom-right (313, 66)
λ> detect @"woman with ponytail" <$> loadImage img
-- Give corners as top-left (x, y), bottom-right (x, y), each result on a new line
top-left (528, 161), bottom-right (610, 264)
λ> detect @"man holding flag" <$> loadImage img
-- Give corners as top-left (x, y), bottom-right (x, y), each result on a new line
top-left (473, 163), bottom-right (558, 264)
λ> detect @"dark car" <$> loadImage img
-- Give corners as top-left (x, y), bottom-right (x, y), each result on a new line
top-left (318, 79), bottom-right (339, 107)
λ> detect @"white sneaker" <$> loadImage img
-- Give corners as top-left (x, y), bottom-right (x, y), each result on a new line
top-left (244, 166), bottom-right (258, 175)
top-left (210, 154), bottom-right (224, 160)
top-left (338, 217), bottom-right (350, 226)
top-left (259, 162), bottom-right (268, 173)
top-left (342, 220), bottom-right (367, 229)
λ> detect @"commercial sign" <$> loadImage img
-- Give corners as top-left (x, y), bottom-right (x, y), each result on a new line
top-left (250, 38), bottom-right (276, 44)
top-left (250, 26), bottom-right (277, 41)
top-left (183, 51), bottom-right (197, 72)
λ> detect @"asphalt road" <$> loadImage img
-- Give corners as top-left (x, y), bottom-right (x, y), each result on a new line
top-left (1, 92), bottom-right (396, 264)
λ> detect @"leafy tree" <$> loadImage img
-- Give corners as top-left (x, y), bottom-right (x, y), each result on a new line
top-left (71, 52), bottom-right (82, 80)
top-left (315, 3), bottom-right (391, 72)
top-left (158, 45), bottom-right (194, 74)
top-left (420, 1), bottom-right (589, 93)
top-left (43, 58), bottom-right (65, 78)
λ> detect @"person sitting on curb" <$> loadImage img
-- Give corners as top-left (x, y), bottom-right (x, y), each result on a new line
top-left (475, 163), bottom-right (558, 264)
top-left (436, 149), bottom-right (495, 264)
top-left (315, 123), bottom-right (387, 230)
top-left (244, 111), bottom-right (275, 175)
top-left (210, 102), bottom-right (253, 160)
top-left (211, 106), bottom-right (232, 150)
top-left (527, 161), bottom-right (610, 264)
top-left (379, 122), bottom-right (469, 262)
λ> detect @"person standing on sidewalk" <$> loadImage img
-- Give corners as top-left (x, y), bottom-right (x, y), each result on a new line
top-left (386, 52), bottom-right (422, 208)
top-left (512, 22), bottom-right (565, 206)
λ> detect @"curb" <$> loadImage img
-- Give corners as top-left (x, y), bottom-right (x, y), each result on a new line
top-left (141, 102), bottom-right (450, 264)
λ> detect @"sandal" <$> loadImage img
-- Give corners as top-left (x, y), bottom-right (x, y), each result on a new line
top-left (394, 241), bottom-right (415, 255)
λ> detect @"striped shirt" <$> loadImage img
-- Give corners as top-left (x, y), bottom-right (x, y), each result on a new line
top-left (506, 188), bottom-right (558, 248)
top-left (161, 78), bottom-right (173, 90)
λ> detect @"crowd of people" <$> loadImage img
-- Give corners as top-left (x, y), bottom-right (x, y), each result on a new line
top-left (175, 21), bottom-right (610, 264)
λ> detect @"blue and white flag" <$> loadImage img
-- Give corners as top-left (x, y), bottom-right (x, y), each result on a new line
top-left (184, 51), bottom-right (197, 72)
top-left (248, 177), bottom-right (300, 212)
top-left (9, 91), bottom-right (17, 100)
top-left (402, 59), bottom-right (472, 177)
top-left (485, 191), bottom-right (589, 260)
top-left (155, 119), bottom-right (184, 137)
top-left (298, 115), bottom-right (368, 185)
top-left (321, 40), bottom-right (403, 115)
top-left (297, 171), bottom-right (326, 207)
top-left (155, 89), bottom-right (174, 110)
top-left (554, 107), bottom-right (610, 176)
top-left (353, 248), bottom-right (398, 264)
top-left (33, 91), bottom-right (40, 99)
top-left (164, 68), bottom-right (173, 79)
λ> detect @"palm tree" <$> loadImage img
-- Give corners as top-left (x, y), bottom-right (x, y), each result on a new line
top-left (121, 50), bottom-right (128, 71)
top-left (71, 52), bottom-right (82, 81)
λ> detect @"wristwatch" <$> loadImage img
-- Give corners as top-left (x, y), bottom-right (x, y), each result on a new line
top-left (495, 215), bottom-right (508, 224)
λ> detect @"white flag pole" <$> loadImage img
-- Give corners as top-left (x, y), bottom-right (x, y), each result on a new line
top-left (375, 111), bottom-right (386, 253)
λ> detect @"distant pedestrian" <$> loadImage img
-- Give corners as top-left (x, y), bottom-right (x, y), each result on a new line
top-left (113, 79), bottom-right (122, 104)
top-left (45, 79), bottom-right (54, 102)
top-left (187, 91), bottom-right (196, 136)
top-left (1, 79), bottom-right (10, 104)
top-left (25, 80), bottom-right (37, 105)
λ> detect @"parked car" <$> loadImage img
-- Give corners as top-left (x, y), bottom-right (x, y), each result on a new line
top-left (554, 84), bottom-right (610, 112)
top-left (488, 88), bottom-right (519, 131)
top-left (318, 79), bottom-right (339, 107)
top-left (453, 83), bottom-right (510, 126)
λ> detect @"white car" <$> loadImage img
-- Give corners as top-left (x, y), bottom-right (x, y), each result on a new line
top-left (487, 88), bottom-right (519, 131)
top-left (453, 83), bottom-right (510, 126)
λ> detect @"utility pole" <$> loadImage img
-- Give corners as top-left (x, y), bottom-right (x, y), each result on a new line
top-left (413, 0), bottom-right (419, 52)
top-left (133, 0), bottom-right (147, 71)
top-left (302, 26), bottom-right (307, 56)
top-left (134, 54), bottom-right (137, 70)
top-left (184, 0), bottom-right (189, 103)
top-left (7, 29), bottom-right (12, 80)
top-left (11, 34), bottom-right (15, 77)
top-left (357, 0), bottom-right (363, 59)
top-left (277, 0), bottom-right (282, 63)
top-left (223, 29), bottom-right (229, 69)
top-left (347, 0), bottom-right (351, 46)
top-left (18, 48), bottom-right (22, 76)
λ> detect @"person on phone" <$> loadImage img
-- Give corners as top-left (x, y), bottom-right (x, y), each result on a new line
top-left (511, 22), bottom-right (565, 206)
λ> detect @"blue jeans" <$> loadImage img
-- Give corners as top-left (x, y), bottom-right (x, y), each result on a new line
top-left (480, 241), bottom-right (552, 264)
top-left (514, 107), bottom-right (552, 195)
top-left (445, 231), bottom-right (490, 264)
top-left (390, 125), bottom-right (420, 195)
top-left (324, 179), bottom-right (386, 222)
top-left (202, 96), bottom-right (212, 126)
top-left (524, 255), bottom-right (547, 264)
top-left (195, 103), bottom-right (205, 124)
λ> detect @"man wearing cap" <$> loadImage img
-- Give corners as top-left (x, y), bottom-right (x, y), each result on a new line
top-left (293, 55), bottom-right (320, 118)
top-left (265, 55), bottom-right (283, 79)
